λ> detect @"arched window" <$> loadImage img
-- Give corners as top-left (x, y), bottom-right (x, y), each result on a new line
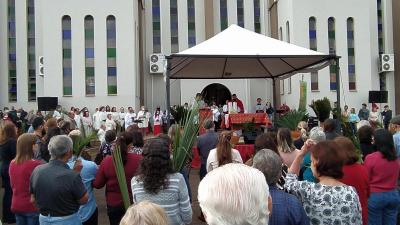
top-left (237, 0), bottom-right (244, 27)
top-left (347, 18), bottom-right (356, 90)
top-left (188, 0), bottom-right (196, 47)
top-left (8, 0), bottom-right (17, 102)
top-left (62, 15), bottom-right (72, 96)
top-left (106, 15), bottom-right (117, 95)
top-left (27, 0), bottom-right (36, 101)
top-left (84, 15), bottom-right (95, 95)
top-left (152, 0), bottom-right (161, 52)
top-left (220, 0), bottom-right (228, 30)
top-left (309, 17), bottom-right (318, 91)
top-left (170, 0), bottom-right (178, 53)
top-left (328, 17), bottom-right (336, 91)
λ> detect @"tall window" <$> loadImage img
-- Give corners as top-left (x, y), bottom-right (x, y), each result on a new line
top-left (188, 0), bottom-right (196, 47)
top-left (85, 16), bottom-right (95, 95)
top-left (286, 21), bottom-right (290, 42)
top-left (62, 16), bottom-right (72, 96)
top-left (237, 0), bottom-right (244, 27)
top-left (347, 18), bottom-right (356, 91)
top-left (377, 0), bottom-right (386, 90)
top-left (106, 16), bottom-right (117, 95)
top-left (152, 0), bottom-right (161, 53)
top-left (8, 0), bottom-right (17, 102)
top-left (220, 0), bottom-right (228, 30)
top-left (27, 0), bottom-right (36, 101)
top-left (254, 0), bottom-right (261, 33)
top-left (328, 17), bottom-right (336, 91)
top-left (170, 0), bottom-right (179, 53)
top-left (309, 17), bottom-right (318, 91)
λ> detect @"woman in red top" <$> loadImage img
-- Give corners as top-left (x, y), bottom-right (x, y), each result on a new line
top-left (93, 132), bottom-right (142, 225)
top-left (364, 129), bottom-right (400, 225)
top-left (9, 133), bottom-right (42, 225)
top-left (335, 137), bottom-right (369, 225)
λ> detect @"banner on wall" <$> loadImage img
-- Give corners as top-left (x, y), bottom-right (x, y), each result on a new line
top-left (299, 80), bottom-right (307, 111)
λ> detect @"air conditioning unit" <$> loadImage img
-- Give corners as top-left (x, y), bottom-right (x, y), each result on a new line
top-left (379, 54), bottom-right (394, 72)
top-left (38, 56), bottom-right (44, 76)
top-left (149, 53), bottom-right (165, 74)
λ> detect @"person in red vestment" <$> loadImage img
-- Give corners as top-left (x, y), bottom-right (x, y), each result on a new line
top-left (232, 94), bottom-right (244, 113)
top-left (335, 137), bottom-right (369, 225)
top-left (153, 107), bottom-right (162, 136)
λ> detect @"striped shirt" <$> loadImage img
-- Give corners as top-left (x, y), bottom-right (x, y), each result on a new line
top-left (131, 173), bottom-right (192, 225)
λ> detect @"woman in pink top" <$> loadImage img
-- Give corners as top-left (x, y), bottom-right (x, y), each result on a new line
top-left (364, 129), bottom-right (400, 225)
top-left (9, 134), bottom-right (42, 225)
top-left (277, 128), bottom-right (300, 167)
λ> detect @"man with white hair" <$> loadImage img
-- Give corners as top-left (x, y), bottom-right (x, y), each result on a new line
top-left (30, 135), bottom-right (88, 225)
top-left (198, 163), bottom-right (271, 225)
top-left (253, 149), bottom-right (309, 225)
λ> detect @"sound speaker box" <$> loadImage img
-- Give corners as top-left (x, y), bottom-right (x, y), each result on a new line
top-left (37, 97), bottom-right (58, 111)
top-left (368, 91), bottom-right (388, 103)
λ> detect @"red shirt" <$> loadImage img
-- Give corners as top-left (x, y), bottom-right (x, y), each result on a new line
top-left (93, 153), bottom-right (142, 207)
top-left (9, 159), bottom-right (42, 213)
top-left (340, 164), bottom-right (369, 225)
top-left (364, 151), bottom-right (400, 193)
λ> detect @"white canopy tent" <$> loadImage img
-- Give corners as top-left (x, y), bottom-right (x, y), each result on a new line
top-left (165, 25), bottom-right (340, 123)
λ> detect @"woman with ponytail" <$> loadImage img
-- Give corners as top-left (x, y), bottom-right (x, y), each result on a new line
top-left (93, 132), bottom-right (143, 225)
top-left (206, 131), bottom-right (243, 172)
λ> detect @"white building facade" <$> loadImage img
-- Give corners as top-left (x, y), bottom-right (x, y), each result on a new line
top-left (277, 0), bottom-right (396, 114)
top-left (0, 0), bottom-right (396, 114)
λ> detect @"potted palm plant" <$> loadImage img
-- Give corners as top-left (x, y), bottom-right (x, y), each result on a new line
top-left (275, 109), bottom-right (308, 139)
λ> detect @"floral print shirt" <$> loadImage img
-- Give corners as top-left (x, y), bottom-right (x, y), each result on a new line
top-left (285, 173), bottom-right (362, 225)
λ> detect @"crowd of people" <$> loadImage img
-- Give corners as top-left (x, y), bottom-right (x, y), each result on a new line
top-left (0, 100), bottom-right (399, 225)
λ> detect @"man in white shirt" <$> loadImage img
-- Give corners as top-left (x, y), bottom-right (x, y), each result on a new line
top-left (124, 107), bottom-right (136, 129)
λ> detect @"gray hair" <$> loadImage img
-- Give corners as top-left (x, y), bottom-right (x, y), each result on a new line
top-left (252, 149), bottom-right (282, 185)
top-left (309, 127), bottom-right (326, 143)
top-left (198, 164), bottom-right (270, 225)
top-left (48, 135), bottom-right (73, 160)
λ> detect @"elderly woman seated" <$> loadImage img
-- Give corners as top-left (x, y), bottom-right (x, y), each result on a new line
top-left (285, 140), bottom-right (362, 225)
top-left (252, 149), bottom-right (309, 225)
top-left (198, 163), bottom-right (271, 225)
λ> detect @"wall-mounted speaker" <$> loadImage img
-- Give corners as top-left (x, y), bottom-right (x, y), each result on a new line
top-left (368, 91), bottom-right (388, 103)
top-left (37, 97), bottom-right (58, 111)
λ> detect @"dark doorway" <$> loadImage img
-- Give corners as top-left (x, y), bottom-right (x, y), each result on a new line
top-left (201, 83), bottom-right (231, 107)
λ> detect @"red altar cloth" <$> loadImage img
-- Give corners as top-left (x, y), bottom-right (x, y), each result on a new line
top-left (191, 144), bottom-right (254, 169)
top-left (199, 108), bottom-right (212, 135)
top-left (222, 113), bottom-right (271, 130)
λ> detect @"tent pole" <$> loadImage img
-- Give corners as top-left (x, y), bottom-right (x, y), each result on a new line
top-left (335, 57), bottom-right (342, 132)
top-left (272, 78), bottom-right (277, 123)
top-left (166, 58), bottom-right (171, 127)
top-left (335, 57), bottom-right (341, 111)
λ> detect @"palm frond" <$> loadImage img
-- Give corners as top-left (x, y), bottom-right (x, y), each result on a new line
top-left (172, 103), bottom-right (203, 171)
top-left (275, 110), bottom-right (308, 131)
top-left (112, 146), bottom-right (131, 210)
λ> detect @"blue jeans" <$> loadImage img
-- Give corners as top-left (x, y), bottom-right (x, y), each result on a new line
top-left (39, 212), bottom-right (82, 225)
top-left (15, 212), bottom-right (39, 225)
top-left (368, 189), bottom-right (400, 225)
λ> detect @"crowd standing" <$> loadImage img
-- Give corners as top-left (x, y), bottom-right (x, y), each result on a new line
top-left (0, 100), bottom-right (399, 225)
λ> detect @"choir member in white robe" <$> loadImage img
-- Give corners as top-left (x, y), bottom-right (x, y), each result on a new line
top-left (124, 107), bottom-right (136, 129)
